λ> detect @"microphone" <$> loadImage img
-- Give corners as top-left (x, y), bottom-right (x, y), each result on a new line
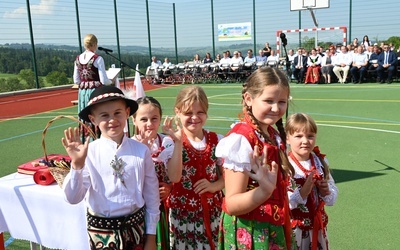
top-left (98, 47), bottom-right (113, 53)
top-left (280, 33), bottom-right (287, 46)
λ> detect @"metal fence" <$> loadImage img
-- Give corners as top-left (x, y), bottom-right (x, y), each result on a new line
top-left (0, 0), bottom-right (399, 88)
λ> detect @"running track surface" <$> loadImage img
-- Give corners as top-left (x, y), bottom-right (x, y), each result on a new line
top-left (0, 80), bottom-right (164, 120)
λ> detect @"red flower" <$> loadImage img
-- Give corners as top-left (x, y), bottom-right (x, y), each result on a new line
top-left (236, 228), bottom-right (252, 249)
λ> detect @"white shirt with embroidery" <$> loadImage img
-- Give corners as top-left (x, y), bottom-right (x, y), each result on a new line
top-left (63, 135), bottom-right (160, 234)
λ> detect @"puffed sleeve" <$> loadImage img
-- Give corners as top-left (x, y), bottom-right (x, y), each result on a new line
top-left (94, 56), bottom-right (112, 85)
top-left (73, 60), bottom-right (80, 84)
top-left (215, 133), bottom-right (253, 172)
top-left (158, 136), bottom-right (175, 167)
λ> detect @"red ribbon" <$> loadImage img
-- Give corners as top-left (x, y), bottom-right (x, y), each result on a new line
top-left (312, 201), bottom-right (326, 250)
top-left (282, 178), bottom-right (292, 250)
top-left (33, 168), bottom-right (55, 185)
top-left (313, 146), bottom-right (326, 159)
top-left (200, 193), bottom-right (215, 250)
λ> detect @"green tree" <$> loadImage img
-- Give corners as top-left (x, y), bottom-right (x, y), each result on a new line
top-left (18, 69), bottom-right (36, 88)
top-left (0, 77), bottom-right (23, 93)
top-left (386, 36), bottom-right (400, 49)
top-left (46, 71), bottom-right (70, 86)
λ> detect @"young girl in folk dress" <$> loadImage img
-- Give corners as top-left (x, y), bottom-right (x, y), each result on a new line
top-left (304, 48), bottom-right (322, 84)
top-left (285, 113), bottom-right (338, 250)
top-left (132, 96), bottom-right (180, 250)
top-left (216, 67), bottom-right (295, 249)
top-left (159, 85), bottom-right (225, 249)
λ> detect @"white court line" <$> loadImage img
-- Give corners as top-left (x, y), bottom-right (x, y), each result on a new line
top-left (318, 123), bottom-right (400, 134)
top-left (207, 93), bottom-right (400, 134)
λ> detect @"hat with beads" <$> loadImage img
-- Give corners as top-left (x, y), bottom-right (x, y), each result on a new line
top-left (79, 85), bottom-right (138, 122)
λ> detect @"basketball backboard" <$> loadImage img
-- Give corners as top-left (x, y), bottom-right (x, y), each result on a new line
top-left (290, 0), bottom-right (330, 11)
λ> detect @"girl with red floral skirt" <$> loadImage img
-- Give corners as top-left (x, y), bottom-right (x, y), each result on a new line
top-left (159, 85), bottom-right (224, 249)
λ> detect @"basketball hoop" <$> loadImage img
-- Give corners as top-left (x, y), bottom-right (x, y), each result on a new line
top-left (290, 0), bottom-right (329, 11)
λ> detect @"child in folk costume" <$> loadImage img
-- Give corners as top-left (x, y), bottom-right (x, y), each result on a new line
top-left (304, 48), bottom-right (322, 84)
top-left (285, 113), bottom-right (338, 250)
top-left (61, 86), bottom-right (160, 250)
top-left (158, 85), bottom-right (225, 249)
top-left (132, 96), bottom-right (179, 250)
top-left (216, 67), bottom-right (295, 249)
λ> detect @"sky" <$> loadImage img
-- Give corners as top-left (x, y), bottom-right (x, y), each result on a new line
top-left (0, 0), bottom-right (399, 51)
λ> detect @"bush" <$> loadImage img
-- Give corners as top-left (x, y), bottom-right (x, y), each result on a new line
top-left (18, 69), bottom-right (35, 88)
top-left (0, 77), bottom-right (24, 92)
top-left (46, 71), bottom-right (70, 86)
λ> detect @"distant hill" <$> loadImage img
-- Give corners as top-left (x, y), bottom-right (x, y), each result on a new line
top-left (0, 42), bottom-right (264, 57)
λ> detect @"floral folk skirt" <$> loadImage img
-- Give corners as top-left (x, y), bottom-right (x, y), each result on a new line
top-left (218, 212), bottom-right (288, 250)
top-left (293, 226), bottom-right (329, 250)
top-left (169, 207), bottom-right (221, 249)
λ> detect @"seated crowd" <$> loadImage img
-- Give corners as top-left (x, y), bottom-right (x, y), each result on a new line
top-left (146, 39), bottom-right (399, 84)
top-left (291, 41), bottom-right (399, 84)
top-left (145, 46), bottom-right (288, 84)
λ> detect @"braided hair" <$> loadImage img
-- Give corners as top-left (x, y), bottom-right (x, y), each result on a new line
top-left (285, 113), bottom-right (331, 179)
top-left (242, 67), bottom-right (294, 176)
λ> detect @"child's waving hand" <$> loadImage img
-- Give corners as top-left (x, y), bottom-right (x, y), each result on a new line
top-left (162, 116), bottom-right (182, 142)
top-left (246, 145), bottom-right (278, 196)
top-left (61, 127), bottom-right (89, 170)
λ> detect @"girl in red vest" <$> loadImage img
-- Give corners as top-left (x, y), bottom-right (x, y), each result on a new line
top-left (159, 85), bottom-right (225, 249)
top-left (216, 67), bottom-right (295, 249)
top-left (286, 113), bottom-right (338, 250)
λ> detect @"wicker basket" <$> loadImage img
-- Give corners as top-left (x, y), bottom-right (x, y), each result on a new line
top-left (42, 115), bottom-right (96, 188)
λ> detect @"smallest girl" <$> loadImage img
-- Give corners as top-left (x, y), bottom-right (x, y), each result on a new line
top-left (285, 113), bottom-right (338, 250)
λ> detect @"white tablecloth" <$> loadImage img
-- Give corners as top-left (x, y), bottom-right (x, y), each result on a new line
top-left (0, 173), bottom-right (89, 250)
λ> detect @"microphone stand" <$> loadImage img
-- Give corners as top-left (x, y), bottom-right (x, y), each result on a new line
top-left (280, 37), bottom-right (291, 118)
top-left (102, 50), bottom-right (146, 89)
top-left (101, 50), bottom-right (146, 137)
top-left (281, 41), bottom-right (291, 81)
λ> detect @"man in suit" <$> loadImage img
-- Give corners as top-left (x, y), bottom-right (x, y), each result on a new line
top-left (376, 44), bottom-right (398, 83)
top-left (292, 48), bottom-right (308, 83)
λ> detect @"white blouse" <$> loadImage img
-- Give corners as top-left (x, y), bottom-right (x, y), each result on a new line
top-left (215, 124), bottom-right (282, 172)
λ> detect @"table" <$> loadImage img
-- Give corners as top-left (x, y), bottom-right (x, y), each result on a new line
top-left (0, 173), bottom-right (89, 249)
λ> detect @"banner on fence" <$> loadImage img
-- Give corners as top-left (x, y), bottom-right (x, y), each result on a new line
top-left (218, 22), bottom-right (251, 42)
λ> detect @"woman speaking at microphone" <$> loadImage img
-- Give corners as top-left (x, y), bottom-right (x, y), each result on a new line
top-left (73, 34), bottom-right (112, 141)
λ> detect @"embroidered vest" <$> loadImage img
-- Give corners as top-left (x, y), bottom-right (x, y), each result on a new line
top-left (290, 153), bottom-right (329, 230)
top-left (75, 54), bottom-right (102, 89)
top-left (167, 130), bottom-right (223, 211)
top-left (222, 122), bottom-right (287, 225)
